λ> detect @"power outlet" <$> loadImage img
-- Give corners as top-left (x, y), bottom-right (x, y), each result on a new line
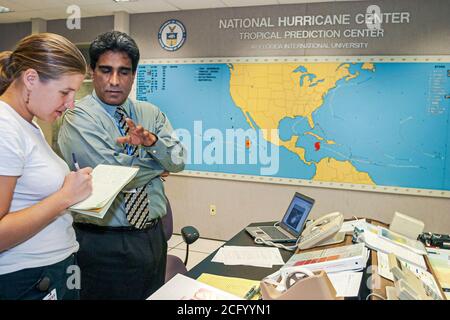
top-left (209, 205), bottom-right (217, 216)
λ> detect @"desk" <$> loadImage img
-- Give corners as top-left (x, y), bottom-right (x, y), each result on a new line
top-left (186, 221), bottom-right (371, 299)
top-left (187, 219), bottom-right (445, 300)
top-left (186, 222), bottom-right (293, 281)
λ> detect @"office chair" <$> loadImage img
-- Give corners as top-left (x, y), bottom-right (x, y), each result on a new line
top-left (162, 197), bottom-right (200, 282)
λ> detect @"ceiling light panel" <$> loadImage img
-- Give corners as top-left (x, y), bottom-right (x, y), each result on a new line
top-left (166, 0), bottom-right (227, 10)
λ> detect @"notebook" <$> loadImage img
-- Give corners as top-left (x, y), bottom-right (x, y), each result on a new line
top-left (69, 164), bottom-right (139, 219)
top-left (245, 192), bottom-right (315, 243)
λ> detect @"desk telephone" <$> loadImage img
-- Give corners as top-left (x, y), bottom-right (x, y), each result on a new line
top-left (298, 212), bottom-right (344, 250)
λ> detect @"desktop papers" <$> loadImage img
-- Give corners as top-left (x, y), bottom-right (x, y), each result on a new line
top-left (327, 272), bottom-right (363, 297)
top-left (148, 274), bottom-right (241, 300)
top-left (211, 246), bottom-right (285, 268)
top-left (69, 164), bottom-right (139, 219)
top-left (378, 227), bottom-right (427, 255)
top-left (355, 222), bottom-right (427, 269)
top-left (197, 273), bottom-right (261, 299)
top-left (377, 251), bottom-right (443, 299)
top-left (377, 250), bottom-right (394, 281)
top-left (362, 228), bottom-right (426, 269)
top-left (426, 248), bottom-right (450, 299)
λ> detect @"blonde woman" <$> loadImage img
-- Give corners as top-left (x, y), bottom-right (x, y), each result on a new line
top-left (0, 33), bottom-right (92, 300)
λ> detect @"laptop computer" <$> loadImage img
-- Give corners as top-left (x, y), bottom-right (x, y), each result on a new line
top-left (245, 192), bottom-right (315, 243)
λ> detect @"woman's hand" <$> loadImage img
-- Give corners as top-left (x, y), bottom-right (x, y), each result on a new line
top-left (60, 167), bottom-right (93, 207)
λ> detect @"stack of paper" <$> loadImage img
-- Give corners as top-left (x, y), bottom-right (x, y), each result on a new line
top-left (377, 251), bottom-right (443, 299)
top-left (69, 164), bottom-right (139, 219)
top-left (212, 246), bottom-right (285, 268)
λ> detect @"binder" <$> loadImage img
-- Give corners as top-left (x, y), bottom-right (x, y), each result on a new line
top-left (282, 243), bottom-right (369, 274)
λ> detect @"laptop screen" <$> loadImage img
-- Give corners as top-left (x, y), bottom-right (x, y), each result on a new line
top-left (280, 192), bottom-right (315, 236)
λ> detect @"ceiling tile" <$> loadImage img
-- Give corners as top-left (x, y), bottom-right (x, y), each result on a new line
top-left (7, 0), bottom-right (67, 10)
top-left (221, 0), bottom-right (278, 7)
top-left (0, 0), bottom-right (373, 24)
top-left (166, 0), bottom-right (227, 10)
top-left (61, 0), bottom-right (115, 5)
top-left (278, 0), bottom-right (328, 3)
top-left (0, 0), bottom-right (34, 11)
top-left (113, 0), bottom-right (179, 13)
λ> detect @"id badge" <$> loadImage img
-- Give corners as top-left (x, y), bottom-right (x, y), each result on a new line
top-left (43, 288), bottom-right (57, 300)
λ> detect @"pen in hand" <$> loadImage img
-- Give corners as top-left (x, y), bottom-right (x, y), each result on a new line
top-left (72, 153), bottom-right (80, 171)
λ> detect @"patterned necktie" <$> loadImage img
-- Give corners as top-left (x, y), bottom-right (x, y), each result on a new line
top-left (115, 106), bottom-right (151, 229)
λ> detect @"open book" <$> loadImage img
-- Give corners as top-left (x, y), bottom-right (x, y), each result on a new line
top-left (69, 164), bottom-right (139, 219)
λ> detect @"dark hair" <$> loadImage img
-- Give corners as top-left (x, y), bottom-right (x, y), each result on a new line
top-left (0, 33), bottom-right (86, 95)
top-left (89, 31), bottom-right (140, 73)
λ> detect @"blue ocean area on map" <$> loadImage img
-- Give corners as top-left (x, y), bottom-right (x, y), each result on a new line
top-left (293, 63), bottom-right (450, 190)
top-left (137, 61), bottom-right (450, 192)
top-left (137, 64), bottom-right (267, 175)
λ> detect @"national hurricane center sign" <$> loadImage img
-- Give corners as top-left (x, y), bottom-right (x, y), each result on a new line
top-left (142, 0), bottom-right (449, 58)
top-left (218, 5), bottom-right (410, 50)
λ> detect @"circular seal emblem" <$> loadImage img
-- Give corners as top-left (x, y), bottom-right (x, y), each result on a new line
top-left (158, 19), bottom-right (187, 51)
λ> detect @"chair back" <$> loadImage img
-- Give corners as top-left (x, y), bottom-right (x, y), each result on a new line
top-left (161, 196), bottom-right (173, 242)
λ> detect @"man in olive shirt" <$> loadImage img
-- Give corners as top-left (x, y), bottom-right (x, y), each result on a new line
top-left (58, 31), bottom-right (185, 299)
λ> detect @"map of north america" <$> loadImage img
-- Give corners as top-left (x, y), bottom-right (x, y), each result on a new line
top-left (136, 60), bottom-right (450, 193)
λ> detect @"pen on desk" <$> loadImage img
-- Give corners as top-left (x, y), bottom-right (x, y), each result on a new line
top-left (244, 286), bottom-right (256, 300)
top-left (253, 286), bottom-right (261, 299)
top-left (71, 153), bottom-right (80, 171)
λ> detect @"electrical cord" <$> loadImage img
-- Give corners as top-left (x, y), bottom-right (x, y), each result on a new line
top-left (254, 236), bottom-right (301, 251)
top-left (365, 293), bottom-right (386, 300)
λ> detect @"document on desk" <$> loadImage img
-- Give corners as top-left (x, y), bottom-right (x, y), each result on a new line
top-left (197, 273), bottom-right (261, 299)
top-left (211, 246), bottom-right (284, 268)
top-left (362, 229), bottom-right (427, 269)
top-left (378, 227), bottom-right (427, 255)
top-left (377, 250), bottom-right (395, 281)
top-left (327, 272), bottom-right (363, 297)
top-left (148, 274), bottom-right (242, 300)
top-left (426, 248), bottom-right (450, 299)
top-left (377, 251), bottom-right (444, 299)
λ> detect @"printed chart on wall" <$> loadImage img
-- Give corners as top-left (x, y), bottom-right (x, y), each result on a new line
top-left (135, 57), bottom-right (450, 197)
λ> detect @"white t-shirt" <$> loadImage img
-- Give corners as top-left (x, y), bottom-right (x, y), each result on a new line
top-left (0, 101), bottom-right (78, 275)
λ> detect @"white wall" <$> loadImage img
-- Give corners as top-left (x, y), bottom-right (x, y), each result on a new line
top-left (165, 175), bottom-right (450, 240)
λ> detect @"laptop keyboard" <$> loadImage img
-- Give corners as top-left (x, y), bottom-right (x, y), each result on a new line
top-left (259, 226), bottom-right (290, 239)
